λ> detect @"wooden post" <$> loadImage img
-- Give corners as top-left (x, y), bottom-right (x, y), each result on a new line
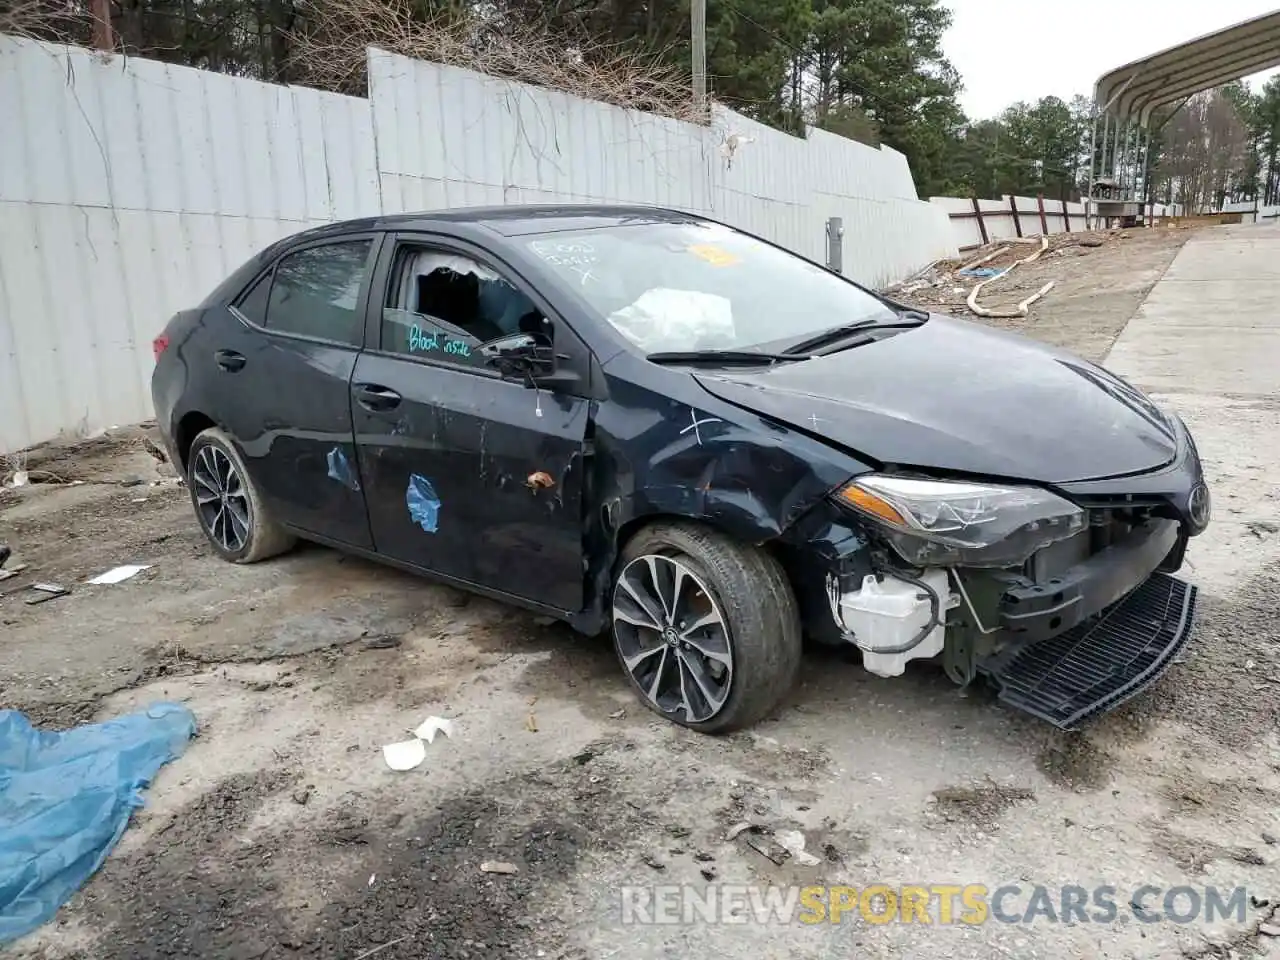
top-left (1061, 199), bottom-right (1071, 233)
top-left (91, 0), bottom-right (115, 51)
top-left (1009, 195), bottom-right (1023, 237)
top-left (971, 197), bottom-right (989, 245)
top-left (1036, 193), bottom-right (1049, 235)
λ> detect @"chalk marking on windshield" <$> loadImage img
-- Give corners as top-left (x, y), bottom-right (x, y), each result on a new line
top-left (531, 240), bottom-right (595, 255)
top-left (680, 409), bottom-right (724, 445)
top-left (530, 239), bottom-right (597, 269)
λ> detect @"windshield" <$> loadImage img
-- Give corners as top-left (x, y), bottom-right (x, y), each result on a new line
top-left (519, 221), bottom-right (898, 354)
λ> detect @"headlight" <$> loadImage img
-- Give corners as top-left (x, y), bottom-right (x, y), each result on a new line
top-left (834, 474), bottom-right (1085, 568)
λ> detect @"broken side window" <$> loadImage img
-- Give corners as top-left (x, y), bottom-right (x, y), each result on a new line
top-left (380, 247), bottom-right (547, 369)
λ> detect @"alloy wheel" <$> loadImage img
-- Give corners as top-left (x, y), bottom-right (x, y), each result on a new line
top-left (192, 444), bottom-right (251, 553)
top-left (612, 554), bottom-right (733, 723)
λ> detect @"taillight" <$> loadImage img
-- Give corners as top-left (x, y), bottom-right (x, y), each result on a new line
top-left (152, 334), bottom-right (170, 361)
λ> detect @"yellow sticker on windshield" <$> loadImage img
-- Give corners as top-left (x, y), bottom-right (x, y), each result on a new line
top-left (687, 244), bottom-right (740, 267)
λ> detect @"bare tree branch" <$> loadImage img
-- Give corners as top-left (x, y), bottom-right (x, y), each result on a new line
top-left (0, 0), bottom-right (84, 41)
top-left (288, 0), bottom-right (705, 123)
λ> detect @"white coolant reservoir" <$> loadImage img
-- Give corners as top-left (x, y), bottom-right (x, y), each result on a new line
top-left (837, 570), bottom-right (959, 678)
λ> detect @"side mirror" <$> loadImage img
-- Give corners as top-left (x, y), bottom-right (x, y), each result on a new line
top-left (480, 333), bottom-right (555, 381)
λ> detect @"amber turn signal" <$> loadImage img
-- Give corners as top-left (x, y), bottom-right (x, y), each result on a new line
top-left (836, 483), bottom-right (906, 526)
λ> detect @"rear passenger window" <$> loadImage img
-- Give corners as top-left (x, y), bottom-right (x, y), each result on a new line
top-left (264, 240), bottom-right (372, 346)
top-left (235, 271), bottom-right (271, 326)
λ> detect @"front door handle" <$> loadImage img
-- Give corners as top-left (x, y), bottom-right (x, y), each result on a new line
top-left (355, 383), bottom-right (402, 412)
top-left (215, 350), bottom-right (246, 372)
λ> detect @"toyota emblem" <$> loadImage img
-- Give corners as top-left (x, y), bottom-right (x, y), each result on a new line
top-left (1188, 483), bottom-right (1211, 529)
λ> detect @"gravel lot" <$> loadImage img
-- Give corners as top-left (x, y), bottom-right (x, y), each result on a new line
top-left (3, 223), bottom-right (1280, 960)
top-left (891, 226), bottom-right (1195, 364)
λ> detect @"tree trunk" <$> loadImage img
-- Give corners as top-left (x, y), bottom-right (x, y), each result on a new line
top-left (269, 0), bottom-right (294, 84)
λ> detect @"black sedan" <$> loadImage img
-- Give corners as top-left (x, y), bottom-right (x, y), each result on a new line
top-left (151, 205), bottom-right (1210, 733)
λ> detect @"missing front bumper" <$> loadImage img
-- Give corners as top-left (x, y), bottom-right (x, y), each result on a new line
top-left (996, 519), bottom-right (1181, 644)
top-left (981, 572), bottom-right (1197, 730)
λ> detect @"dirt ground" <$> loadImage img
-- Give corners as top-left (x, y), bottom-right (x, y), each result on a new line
top-left (4, 224), bottom-right (1280, 960)
top-left (889, 225), bottom-right (1194, 364)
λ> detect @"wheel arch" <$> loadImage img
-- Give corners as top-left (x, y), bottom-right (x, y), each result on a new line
top-left (606, 502), bottom-right (793, 589)
top-left (587, 505), bottom-right (795, 631)
top-left (173, 411), bottom-right (219, 472)
top-left (612, 509), bottom-right (777, 563)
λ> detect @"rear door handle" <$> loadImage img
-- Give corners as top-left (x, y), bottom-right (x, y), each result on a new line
top-left (355, 383), bottom-right (402, 412)
top-left (215, 350), bottom-right (246, 372)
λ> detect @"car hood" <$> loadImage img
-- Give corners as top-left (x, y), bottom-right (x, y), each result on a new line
top-left (694, 314), bottom-right (1177, 485)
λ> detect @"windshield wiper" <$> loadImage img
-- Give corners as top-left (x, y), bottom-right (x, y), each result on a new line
top-left (780, 313), bottom-right (927, 356)
top-left (893, 306), bottom-right (930, 321)
top-left (647, 349), bottom-right (806, 366)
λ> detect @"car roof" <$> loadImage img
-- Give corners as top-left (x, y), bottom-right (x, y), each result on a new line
top-left (288, 204), bottom-right (709, 244)
top-left (202, 204), bottom-right (715, 309)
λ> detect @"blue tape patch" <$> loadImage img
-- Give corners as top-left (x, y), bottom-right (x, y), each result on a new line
top-left (326, 446), bottom-right (360, 491)
top-left (406, 474), bottom-right (441, 533)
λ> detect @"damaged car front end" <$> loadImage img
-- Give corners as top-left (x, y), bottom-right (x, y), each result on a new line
top-left (779, 414), bottom-right (1208, 730)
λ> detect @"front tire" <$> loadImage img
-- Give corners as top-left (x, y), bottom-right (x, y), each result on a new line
top-left (611, 522), bottom-right (801, 733)
top-left (187, 427), bottom-right (295, 564)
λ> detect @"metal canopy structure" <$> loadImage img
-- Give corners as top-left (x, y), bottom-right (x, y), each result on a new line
top-left (1086, 9), bottom-right (1280, 224)
top-left (1095, 11), bottom-right (1280, 127)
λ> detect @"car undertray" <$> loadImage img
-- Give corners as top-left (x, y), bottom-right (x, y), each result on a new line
top-left (980, 572), bottom-right (1198, 730)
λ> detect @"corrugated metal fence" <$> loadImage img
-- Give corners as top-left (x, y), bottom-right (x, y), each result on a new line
top-left (0, 37), bottom-right (956, 453)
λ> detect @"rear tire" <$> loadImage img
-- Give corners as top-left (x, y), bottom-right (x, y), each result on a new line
top-left (187, 427), bottom-right (295, 564)
top-left (611, 522), bottom-right (801, 733)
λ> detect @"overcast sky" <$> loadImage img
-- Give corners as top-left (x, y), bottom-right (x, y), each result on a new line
top-left (942, 0), bottom-right (1280, 119)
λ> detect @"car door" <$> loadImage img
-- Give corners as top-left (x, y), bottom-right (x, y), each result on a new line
top-left (215, 234), bottom-right (379, 548)
top-left (350, 234), bottom-right (590, 612)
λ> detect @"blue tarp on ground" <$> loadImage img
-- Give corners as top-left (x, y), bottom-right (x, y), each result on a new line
top-left (0, 702), bottom-right (197, 944)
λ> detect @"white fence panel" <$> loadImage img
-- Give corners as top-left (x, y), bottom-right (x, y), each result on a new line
top-left (368, 51), bottom-right (715, 216)
top-left (1221, 200), bottom-right (1280, 223)
top-left (928, 196), bottom-right (984, 250)
top-left (0, 36), bottom-right (377, 452)
top-left (366, 49), bottom-right (953, 290)
top-left (1, 37), bottom-right (955, 453)
top-left (978, 198), bottom-right (1020, 243)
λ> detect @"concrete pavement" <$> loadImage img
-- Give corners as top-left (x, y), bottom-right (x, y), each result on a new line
top-left (1094, 222), bottom-right (1280, 957)
top-left (1106, 223), bottom-right (1280, 593)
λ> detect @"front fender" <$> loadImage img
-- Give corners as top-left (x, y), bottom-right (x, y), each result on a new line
top-left (567, 372), bottom-right (870, 634)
